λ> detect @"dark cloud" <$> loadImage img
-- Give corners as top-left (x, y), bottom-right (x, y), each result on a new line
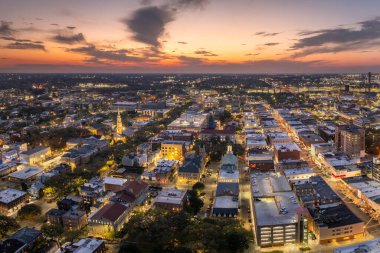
top-left (122, 6), bottom-right (174, 47)
top-left (66, 26), bottom-right (76, 30)
top-left (177, 55), bottom-right (205, 65)
top-left (255, 32), bottom-right (280, 37)
top-left (178, 41), bottom-right (188, 44)
top-left (0, 21), bottom-right (14, 36)
top-left (245, 53), bottom-right (260, 56)
top-left (194, 50), bottom-right (218, 56)
top-left (123, 0), bottom-right (208, 47)
top-left (5, 42), bottom-right (46, 51)
top-left (175, 0), bottom-right (209, 9)
top-left (69, 44), bottom-right (144, 63)
top-left (264, 42), bottom-right (279, 46)
top-left (52, 31), bottom-right (86, 44)
top-left (292, 17), bottom-right (380, 57)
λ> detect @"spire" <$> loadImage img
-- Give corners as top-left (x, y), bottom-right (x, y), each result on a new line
top-left (116, 108), bottom-right (122, 135)
top-left (227, 144), bottom-right (233, 154)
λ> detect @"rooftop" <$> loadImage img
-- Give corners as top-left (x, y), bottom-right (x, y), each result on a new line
top-left (274, 142), bottom-right (301, 152)
top-left (0, 188), bottom-right (27, 204)
top-left (8, 166), bottom-right (43, 180)
top-left (155, 188), bottom-right (187, 205)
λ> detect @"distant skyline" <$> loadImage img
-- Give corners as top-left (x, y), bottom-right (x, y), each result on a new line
top-left (1, 0), bottom-right (380, 73)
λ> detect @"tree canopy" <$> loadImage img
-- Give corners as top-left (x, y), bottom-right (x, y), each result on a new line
top-left (119, 209), bottom-right (249, 253)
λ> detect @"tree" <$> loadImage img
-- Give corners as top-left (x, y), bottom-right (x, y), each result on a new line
top-left (0, 215), bottom-right (20, 238)
top-left (41, 223), bottom-right (64, 241)
top-left (186, 190), bottom-right (204, 215)
top-left (17, 204), bottom-right (41, 221)
top-left (117, 209), bottom-right (250, 253)
top-left (119, 241), bottom-right (141, 253)
top-left (192, 182), bottom-right (205, 195)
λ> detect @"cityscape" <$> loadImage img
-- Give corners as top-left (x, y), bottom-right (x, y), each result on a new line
top-left (0, 1), bottom-right (380, 253)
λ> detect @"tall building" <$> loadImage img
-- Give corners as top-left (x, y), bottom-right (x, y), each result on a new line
top-left (335, 125), bottom-right (365, 158)
top-left (116, 109), bottom-right (123, 135)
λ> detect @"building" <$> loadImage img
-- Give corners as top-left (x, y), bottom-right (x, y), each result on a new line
top-left (167, 112), bottom-right (209, 133)
top-left (88, 202), bottom-right (130, 236)
top-left (250, 173), bottom-right (306, 247)
top-left (0, 162), bottom-right (18, 177)
top-left (298, 133), bottom-right (325, 148)
top-left (308, 204), bottom-right (364, 244)
top-left (62, 210), bottom-right (87, 231)
top-left (273, 142), bottom-right (301, 163)
top-left (177, 153), bottom-right (206, 185)
top-left (200, 128), bottom-right (236, 142)
top-left (293, 176), bottom-right (341, 207)
top-left (160, 140), bottom-right (186, 161)
top-left (0, 188), bottom-right (28, 214)
top-left (103, 177), bottom-right (128, 192)
top-left (212, 182), bottom-right (239, 217)
top-left (80, 179), bottom-right (105, 204)
top-left (310, 142), bottom-right (335, 158)
top-left (283, 167), bottom-right (316, 182)
top-left (247, 148), bottom-right (274, 172)
top-left (154, 188), bottom-right (187, 212)
top-left (46, 208), bottom-right (66, 226)
top-left (55, 238), bottom-right (106, 253)
top-left (267, 132), bottom-right (291, 146)
top-left (20, 146), bottom-right (51, 165)
top-left (333, 237), bottom-right (380, 253)
top-left (0, 227), bottom-right (42, 253)
top-left (112, 180), bottom-right (149, 208)
top-left (335, 125), bottom-right (365, 158)
top-left (341, 176), bottom-right (380, 213)
top-left (8, 166), bottom-right (43, 183)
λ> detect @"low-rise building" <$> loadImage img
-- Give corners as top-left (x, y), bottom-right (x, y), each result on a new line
top-left (0, 162), bottom-right (18, 177)
top-left (308, 203), bottom-right (364, 244)
top-left (8, 166), bottom-right (43, 183)
top-left (0, 227), bottom-right (42, 253)
top-left (0, 188), bottom-right (28, 215)
top-left (62, 210), bottom-right (87, 231)
top-left (160, 140), bottom-right (186, 161)
top-left (333, 237), bottom-right (380, 253)
top-left (88, 202), bottom-right (130, 237)
top-left (20, 146), bottom-right (51, 165)
top-left (273, 142), bottom-right (301, 163)
top-left (177, 153), bottom-right (206, 185)
top-left (55, 238), bottom-right (106, 253)
top-left (154, 188), bottom-right (187, 212)
top-left (103, 177), bottom-right (128, 192)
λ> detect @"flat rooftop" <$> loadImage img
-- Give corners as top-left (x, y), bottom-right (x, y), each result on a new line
top-left (8, 166), bottom-right (43, 180)
top-left (0, 188), bottom-right (27, 204)
top-left (274, 142), bottom-right (301, 152)
top-left (333, 237), bottom-right (380, 253)
top-left (214, 195), bottom-right (239, 209)
top-left (251, 173), bottom-right (300, 226)
top-left (155, 188), bottom-right (187, 205)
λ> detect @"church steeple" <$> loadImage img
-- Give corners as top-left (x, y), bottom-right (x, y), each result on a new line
top-left (227, 144), bottom-right (233, 154)
top-left (116, 108), bottom-right (122, 135)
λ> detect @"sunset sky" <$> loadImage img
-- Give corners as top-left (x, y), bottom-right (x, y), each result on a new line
top-left (1, 0), bottom-right (380, 73)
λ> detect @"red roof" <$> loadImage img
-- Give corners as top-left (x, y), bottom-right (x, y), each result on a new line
top-left (123, 180), bottom-right (149, 197)
top-left (113, 190), bottom-right (136, 203)
top-left (91, 202), bottom-right (128, 223)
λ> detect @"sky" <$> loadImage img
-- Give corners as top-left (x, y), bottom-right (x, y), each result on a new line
top-left (0, 0), bottom-right (380, 73)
